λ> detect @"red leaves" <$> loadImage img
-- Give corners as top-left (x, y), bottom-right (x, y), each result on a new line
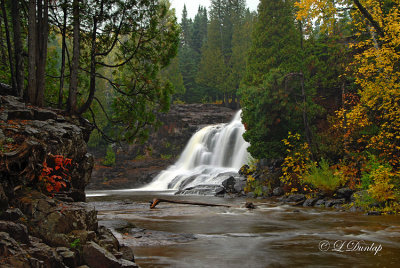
top-left (38, 154), bottom-right (73, 194)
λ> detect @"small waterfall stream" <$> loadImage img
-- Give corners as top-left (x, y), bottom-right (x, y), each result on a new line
top-left (141, 110), bottom-right (250, 191)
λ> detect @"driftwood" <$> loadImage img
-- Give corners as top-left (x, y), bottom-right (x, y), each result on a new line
top-left (149, 198), bottom-right (256, 209)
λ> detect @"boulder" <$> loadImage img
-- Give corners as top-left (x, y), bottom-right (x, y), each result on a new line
top-left (0, 208), bottom-right (25, 221)
top-left (325, 199), bottom-right (345, 208)
top-left (282, 194), bottom-right (306, 203)
top-left (303, 198), bottom-right (318, 207)
top-left (272, 187), bottom-right (284, 196)
top-left (83, 241), bottom-right (138, 268)
top-left (221, 176), bottom-right (236, 192)
top-left (336, 188), bottom-right (354, 200)
top-left (314, 199), bottom-right (326, 207)
top-left (56, 247), bottom-right (78, 268)
top-left (233, 179), bottom-right (246, 194)
top-left (0, 221), bottom-right (29, 244)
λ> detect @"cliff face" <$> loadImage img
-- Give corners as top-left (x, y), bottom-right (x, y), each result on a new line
top-left (88, 104), bottom-right (236, 190)
top-left (0, 95), bottom-right (93, 202)
top-left (0, 95), bottom-right (137, 267)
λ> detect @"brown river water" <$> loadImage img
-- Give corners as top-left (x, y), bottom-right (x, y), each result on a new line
top-left (87, 190), bottom-right (400, 268)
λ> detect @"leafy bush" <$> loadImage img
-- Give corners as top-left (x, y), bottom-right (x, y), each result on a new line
top-left (362, 155), bottom-right (399, 203)
top-left (102, 145), bottom-right (116, 166)
top-left (39, 155), bottom-right (73, 193)
top-left (303, 158), bottom-right (341, 193)
top-left (280, 132), bottom-right (314, 193)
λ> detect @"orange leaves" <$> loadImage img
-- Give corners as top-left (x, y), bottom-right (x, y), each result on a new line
top-left (38, 154), bottom-right (73, 194)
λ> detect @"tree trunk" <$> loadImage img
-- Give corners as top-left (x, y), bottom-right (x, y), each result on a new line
top-left (78, 0), bottom-right (105, 115)
top-left (10, 0), bottom-right (24, 98)
top-left (27, 0), bottom-right (37, 104)
top-left (68, 0), bottom-right (80, 114)
top-left (35, 0), bottom-right (49, 107)
top-left (0, 19), bottom-right (7, 67)
top-left (1, 0), bottom-right (17, 93)
top-left (58, 0), bottom-right (67, 109)
top-left (149, 198), bottom-right (234, 209)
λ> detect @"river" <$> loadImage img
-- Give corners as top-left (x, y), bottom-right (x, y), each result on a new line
top-left (87, 190), bottom-right (400, 267)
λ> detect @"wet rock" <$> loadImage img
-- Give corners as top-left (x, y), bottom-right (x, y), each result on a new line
top-left (0, 208), bottom-right (25, 221)
top-left (221, 176), bottom-right (236, 193)
top-left (233, 179), bottom-right (246, 194)
top-left (0, 232), bottom-right (30, 266)
top-left (215, 187), bottom-right (226, 196)
top-left (314, 199), bottom-right (326, 207)
top-left (245, 202), bottom-right (256, 209)
top-left (83, 241), bottom-right (121, 268)
top-left (303, 198), bottom-right (318, 207)
top-left (83, 241), bottom-right (137, 268)
top-left (325, 199), bottom-right (345, 208)
top-left (27, 238), bottom-right (64, 267)
top-left (366, 211), bottom-right (382, 216)
top-left (0, 221), bottom-right (29, 243)
top-left (282, 194), bottom-right (306, 203)
top-left (56, 247), bottom-right (77, 268)
top-left (272, 187), bottom-right (284, 196)
top-left (7, 109), bottom-right (34, 120)
top-left (33, 109), bottom-right (58, 121)
top-left (246, 192), bottom-right (255, 198)
top-left (120, 245), bottom-right (135, 262)
top-left (97, 226), bottom-right (120, 253)
top-left (336, 187), bottom-right (354, 200)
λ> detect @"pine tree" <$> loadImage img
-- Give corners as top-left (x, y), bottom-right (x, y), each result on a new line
top-left (239, 0), bottom-right (306, 159)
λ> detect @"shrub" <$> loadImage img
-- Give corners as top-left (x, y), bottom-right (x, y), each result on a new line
top-left (303, 158), bottom-right (342, 193)
top-left (39, 154), bottom-right (73, 193)
top-left (280, 132), bottom-right (314, 193)
top-left (102, 145), bottom-right (116, 166)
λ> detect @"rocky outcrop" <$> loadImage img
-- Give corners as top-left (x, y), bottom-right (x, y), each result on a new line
top-left (0, 95), bottom-right (138, 267)
top-left (88, 104), bottom-right (235, 190)
top-left (0, 95), bottom-right (93, 201)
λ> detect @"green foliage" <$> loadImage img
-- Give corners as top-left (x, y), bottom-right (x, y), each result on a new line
top-left (135, 154), bottom-right (145, 161)
top-left (161, 154), bottom-right (172, 160)
top-left (102, 145), bottom-right (115, 167)
top-left (70, 238), bottom-right (81, 250)
top-left (303, 158), bottom-right (342, 193)
top-left (238, 0), bottom-right (319, 160)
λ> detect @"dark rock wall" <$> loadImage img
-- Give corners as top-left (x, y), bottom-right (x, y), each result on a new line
top-left (0, 95), bottom-right (137, 267)
top-left (0, 95), bottom-right (93, 201)
top-left (88, 104), bottom-right (236, 190)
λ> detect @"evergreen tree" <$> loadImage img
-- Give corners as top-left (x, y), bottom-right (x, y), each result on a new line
top-left (239, 0), bottom-right (307, 159)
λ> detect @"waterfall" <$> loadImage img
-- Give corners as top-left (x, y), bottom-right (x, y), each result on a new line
top-left (141, 110), bottom-right (250, 191)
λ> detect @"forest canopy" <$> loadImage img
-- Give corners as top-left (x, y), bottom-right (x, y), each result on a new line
top-left (0, 0), bottom-right (180, 144)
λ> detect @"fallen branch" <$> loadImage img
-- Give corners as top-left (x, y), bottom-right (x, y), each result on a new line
top-left (149, 198), bottom-right (256, 209)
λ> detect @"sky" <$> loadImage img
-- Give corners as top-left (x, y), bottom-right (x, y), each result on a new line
top-left (170, 0), bottom-right (260, 21)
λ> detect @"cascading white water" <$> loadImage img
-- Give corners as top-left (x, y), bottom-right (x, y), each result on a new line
top-left (141, 110), bottom-right (250, 191)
